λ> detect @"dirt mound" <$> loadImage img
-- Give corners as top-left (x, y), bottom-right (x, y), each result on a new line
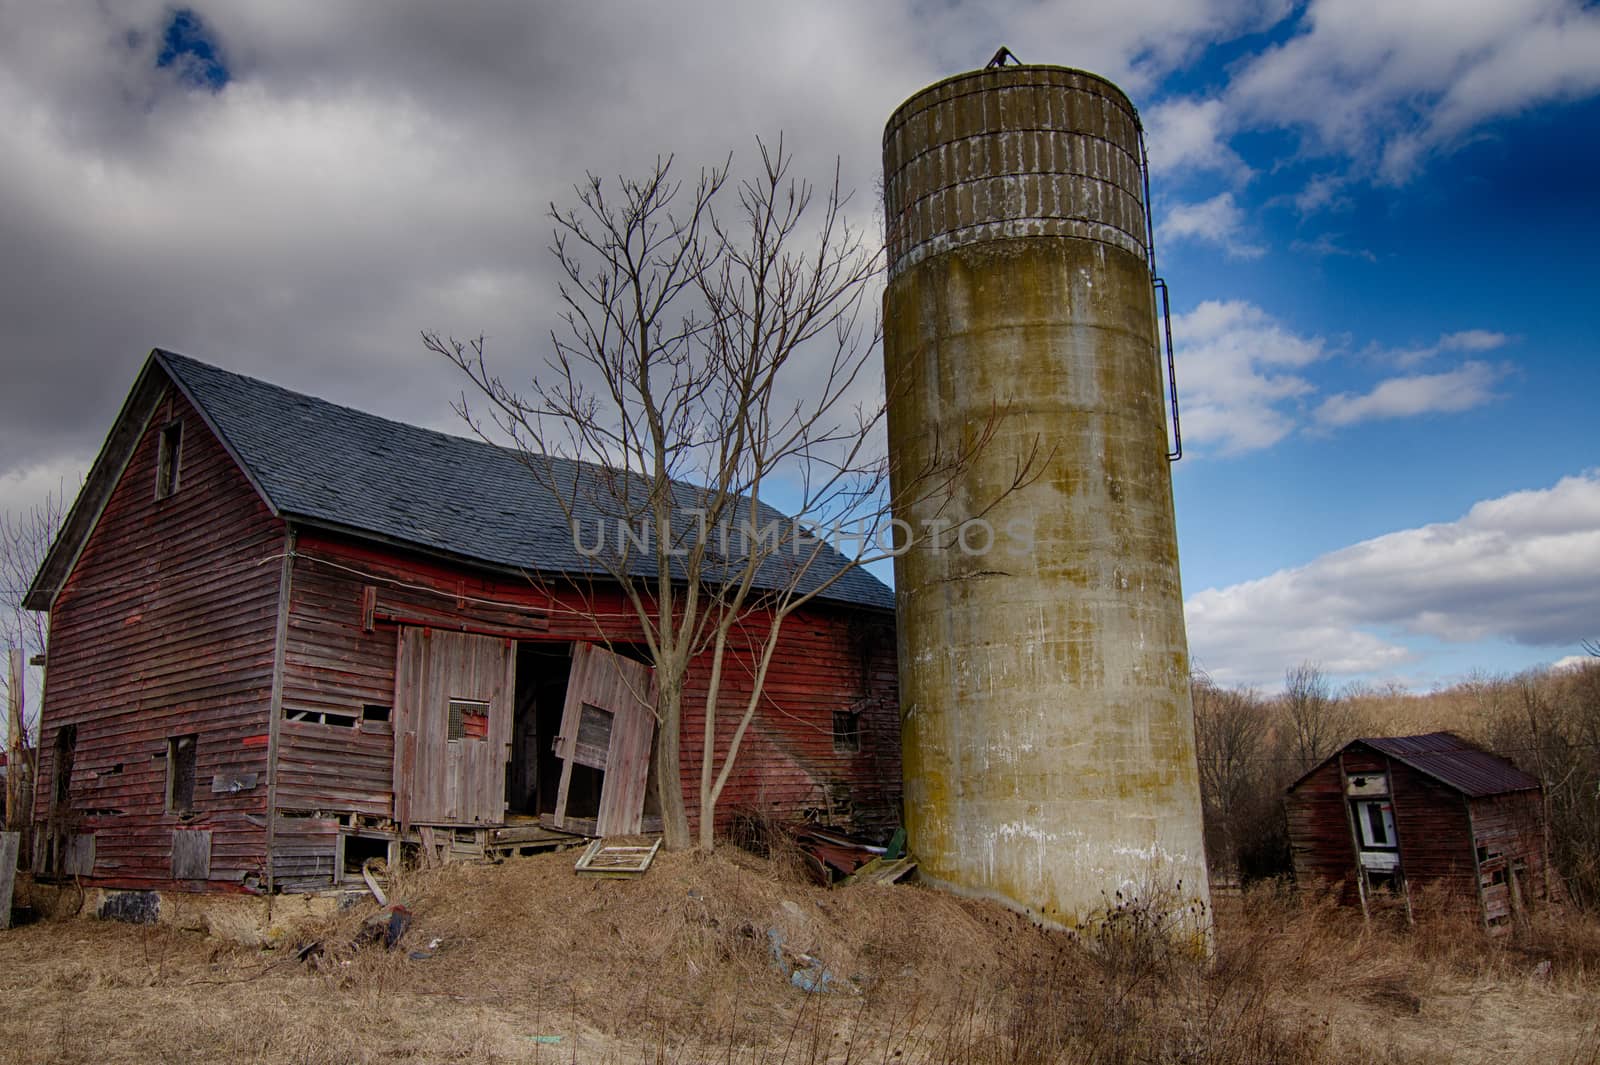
top-left (333, 844), bottom-right (1064, 1038)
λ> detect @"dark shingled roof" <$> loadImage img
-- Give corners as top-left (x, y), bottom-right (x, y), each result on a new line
top-left (1357, 732), bottom-right (1540, 798)
top-left (155, 350), bottom-right (894, 612)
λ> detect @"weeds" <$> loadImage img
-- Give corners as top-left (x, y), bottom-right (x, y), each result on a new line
top-left (2, 851), bottom-right (1599, 1064)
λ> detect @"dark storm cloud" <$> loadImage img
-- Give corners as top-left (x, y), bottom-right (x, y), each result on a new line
top-left (0, 0), bottom-right (1285, 521)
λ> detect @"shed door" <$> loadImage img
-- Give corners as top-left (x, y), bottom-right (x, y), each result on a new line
top-left (394, 628), bottom-right (515, 827)
top-left (550, 643), bottom-right (657, 836)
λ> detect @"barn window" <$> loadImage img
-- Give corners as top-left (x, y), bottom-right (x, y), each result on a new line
top-left (832, 709), bottom-right (861, 753)
top-left (283, 707), bottom-right (356, 728)
top-left (53, 724), bottom-right (78, 806)
top-left (361, 704), bottom-right (392, 734)
top-left (448, 699), bottom-right (489, 742)
top-left (1353, 799), bottom-right (1396, 850)
top-left (155, 420), bottom-right (183, 499)
top-left (166, 734), bottom-right (198, 814)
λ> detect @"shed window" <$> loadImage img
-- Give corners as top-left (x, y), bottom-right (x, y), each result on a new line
top-left (1353, 799), bottom-right (1396, 850)
top-left (167, 734), bottom-right (198, 814)
top-left (155, 420), bottom-right (183, 499)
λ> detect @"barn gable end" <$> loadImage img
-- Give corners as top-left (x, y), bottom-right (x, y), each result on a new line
top-left (33, 380), bottom-right (284, 889)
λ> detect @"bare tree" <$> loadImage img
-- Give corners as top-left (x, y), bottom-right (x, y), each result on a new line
top-left (1281, 662), bottom-right (1354, 773)
top-left (3, 488), bottom-right (65, 839)
top-left (428, 142), bottom-right (1027, 851)
top-left (2, 490), bottom-right (64, 745)
top-left (1190, 672), bottom-right (1269, 880)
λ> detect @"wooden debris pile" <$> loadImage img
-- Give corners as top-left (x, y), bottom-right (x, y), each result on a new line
top-left (787, 825), bottom-right (916, 887)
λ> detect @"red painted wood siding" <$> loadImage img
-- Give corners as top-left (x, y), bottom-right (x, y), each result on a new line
top-left (1387, 759), bottom-right (1475, 896)
top-left (35, 386), bottom-right (283, 887)
top-left (1468, 790), bottom-right (1548, 923)
top-left (275, 545), bottom-right (402, 819)
top-left (1285, 757), bottom-right (1359, 904)
top-left (278, 533), bottom-right (900, 841)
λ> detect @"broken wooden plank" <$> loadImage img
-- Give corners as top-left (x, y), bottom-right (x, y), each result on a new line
top-left (574, 837), bottom-right (661, 878)
top-left (171, 828), bottom-right (212, 879)
top-left (843, 855), bottom-right (917, 886)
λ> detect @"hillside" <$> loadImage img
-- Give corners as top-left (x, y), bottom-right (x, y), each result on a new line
top-left (1, 845), bottom-right (1597, 1064)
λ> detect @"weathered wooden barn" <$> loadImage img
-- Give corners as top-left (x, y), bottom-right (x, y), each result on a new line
top-left (23, 350), bottom-right (900, 893)
top-left (1285, 732), bottom-right (1550, 929)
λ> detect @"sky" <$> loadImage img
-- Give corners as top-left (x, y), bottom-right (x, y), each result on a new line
top-left (0, 0), bottom-right (1596, 694)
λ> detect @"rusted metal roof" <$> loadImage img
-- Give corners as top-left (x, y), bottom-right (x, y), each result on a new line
top-left (1359, 732), bottom-right (1540, 798)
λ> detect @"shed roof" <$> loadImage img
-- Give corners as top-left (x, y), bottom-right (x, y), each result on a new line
top-left (1292, 732), bottom-right (1540, 799)
top-left (26, 350), bottom-right (894, 613)
top-left (1358, 732), bottom-right (1540, 798)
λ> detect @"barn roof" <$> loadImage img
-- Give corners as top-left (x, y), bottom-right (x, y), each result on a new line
top-left (25, 349), bottom-right (895, 613)
top-left (1291, 732), bottom-right (1540, 798)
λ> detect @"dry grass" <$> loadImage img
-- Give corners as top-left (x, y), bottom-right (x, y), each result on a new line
top-left (2, 852), bottom-right (1598, 1064)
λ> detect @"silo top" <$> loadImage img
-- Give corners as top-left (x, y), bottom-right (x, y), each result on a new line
top-left (882, 65), bottom-right (1149, 279)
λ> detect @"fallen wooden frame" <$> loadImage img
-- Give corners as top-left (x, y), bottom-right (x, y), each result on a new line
top-left (574, 838), bottom-right (662, 879)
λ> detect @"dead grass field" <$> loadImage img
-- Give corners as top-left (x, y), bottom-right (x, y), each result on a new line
top-left (2, 848), bottom-right (1597, 1064)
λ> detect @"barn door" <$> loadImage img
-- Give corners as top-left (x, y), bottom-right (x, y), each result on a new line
top-left (393, 628), bottom-right (516, 828)
top-left (549, 643), bottom-right (657, 836)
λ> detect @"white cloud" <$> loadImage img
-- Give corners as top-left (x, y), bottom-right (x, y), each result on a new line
top-left (1171, 305), bottom-right (1514, 454)
top-left (1362, 329), bottom-right (1509, 371)
top-left (1290, 233), bottom-right (1374, 262)
top-left (1156, 192), bottom-right (1266, 259)
top-left (0, 458), bottom-right (85, 535)
top-left (1440, 330), bottom-right (1509, 353)
top-left (1171, 300), bottom-right (1324, 454)
top-left (1142, 97), bottom-right (1249, 179)
top-left (1292, 173), bottom-right (1352, 215)
top-left (1187, 471), bottom-right (1600, 686)
top-left (1314, 361), bottom-right (1506, 427)
top-left (1225, 0), bottom-right (1600, 181)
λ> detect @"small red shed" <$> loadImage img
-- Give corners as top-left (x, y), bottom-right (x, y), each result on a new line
top-left (24, 350), bottom-right (901, 894)
top-left (1286, 732), bottom-right (1551, 930)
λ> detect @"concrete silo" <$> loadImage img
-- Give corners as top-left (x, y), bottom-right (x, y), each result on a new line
top-left (882, 63), bottom-right (1210, 937)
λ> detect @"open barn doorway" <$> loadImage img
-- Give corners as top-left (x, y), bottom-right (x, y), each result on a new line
top-left (507, 641), bottom-right (572, 819)
top-left (504, 639), bottom-right (659, 835)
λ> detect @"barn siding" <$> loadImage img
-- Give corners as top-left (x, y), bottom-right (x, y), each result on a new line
top-left (266, 533), bottom-right (900, 885)
top-left (34, 386), bottom-right (282, 888)
top-left (274, 544), bottom-right (404, 820)
top-left (1285, 758), bottom-right (1359, 904)
top-left (1467, 790), bottom-right (1547, 924)
top-left (1386, 758), bottom-right (1476, 897)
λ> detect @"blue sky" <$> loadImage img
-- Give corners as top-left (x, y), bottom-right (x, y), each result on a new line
top-left (0, 1), bottom-right (1596, 695)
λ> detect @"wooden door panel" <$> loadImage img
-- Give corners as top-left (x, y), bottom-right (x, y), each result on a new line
top-left (394, 628), bottom-right (516, 827)
top-left (551, 643), bottom-right (657, 836)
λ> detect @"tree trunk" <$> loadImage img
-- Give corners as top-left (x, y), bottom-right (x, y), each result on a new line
top-left (654, 679), bottom-right (691, 850)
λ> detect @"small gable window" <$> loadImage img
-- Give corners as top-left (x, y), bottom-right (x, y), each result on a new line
top-left (155, 420), bottom-right (183, 499)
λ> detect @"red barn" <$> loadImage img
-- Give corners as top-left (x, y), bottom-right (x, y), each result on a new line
top-left (1285, 732), bottom-right (1551, 930)
top-left (24, 350), bottom-right (900, 893)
